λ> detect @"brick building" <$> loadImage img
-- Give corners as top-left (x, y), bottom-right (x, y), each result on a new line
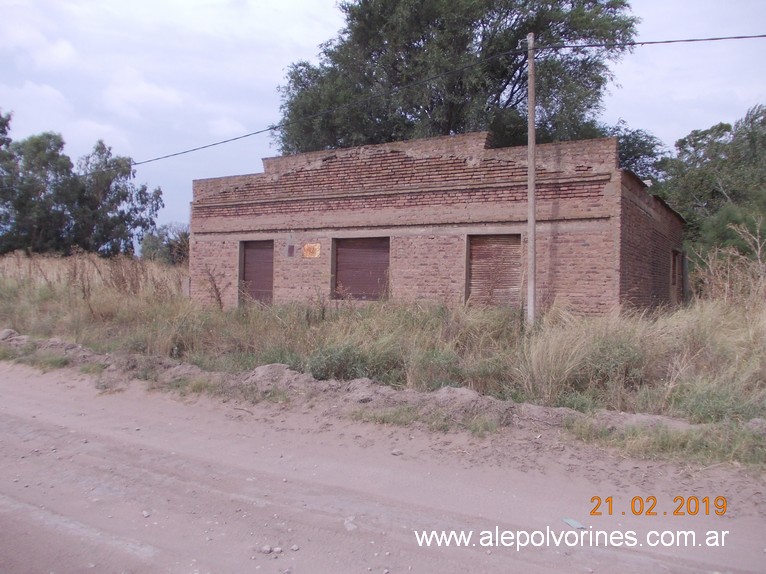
top-left (189, 132), bottom-right (684, 314)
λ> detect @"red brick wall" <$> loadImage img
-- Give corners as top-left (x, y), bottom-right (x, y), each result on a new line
top-left (390, 234), bottom-right (468, 303)
top-left (619, 174), bottom-right (685, 308)
top-left (189, 133), bottom-right (679, 314)
top-left (189, 238), bottom-right (240, 308)
top-left (533, 221), bottom-right (620, 313)
top-left (273, 235), bottom-right (332, 303)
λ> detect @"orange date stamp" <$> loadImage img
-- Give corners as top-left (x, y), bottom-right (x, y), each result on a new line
top-left (590, 496), bottom-right (727, 517)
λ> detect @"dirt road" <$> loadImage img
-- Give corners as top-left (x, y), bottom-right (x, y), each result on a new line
top-left (0, 361), bottom-right (764, 573)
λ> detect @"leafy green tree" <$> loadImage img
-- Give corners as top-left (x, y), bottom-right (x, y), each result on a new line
top-left (1, 111), bottom-right (17, 240)
top-left (141, 222), bottom-right (190, 265)
top-left (0, 131), bottom-right (75, 253)
top-left (602, 120), bottom-right (666, 182)
top-left (69, 141), bottom-right (163, 255)
top-left (0, 111), bottom-right (12, 181)
top-left (277, 0), bottom-right (638, 154)
top-left (0, 113), bottom-right (163, 255)
top-left (657, 105), bottom-right (766, 255)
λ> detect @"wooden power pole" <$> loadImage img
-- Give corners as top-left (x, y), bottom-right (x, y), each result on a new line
top-left (526, 32), bottom-right (537, 325)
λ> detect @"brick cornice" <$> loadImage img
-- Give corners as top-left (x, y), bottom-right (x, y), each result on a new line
top-left (193, 172), bottom-right (612, 209)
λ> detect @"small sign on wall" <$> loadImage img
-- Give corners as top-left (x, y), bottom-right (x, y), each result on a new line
top-left (302, 243), bottom-right (321, 258)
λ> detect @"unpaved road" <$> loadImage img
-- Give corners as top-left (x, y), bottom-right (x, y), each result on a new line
top-left (0, 361), bottom-right (764, 574)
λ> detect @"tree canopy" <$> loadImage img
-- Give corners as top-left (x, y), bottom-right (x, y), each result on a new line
top-left (276, 0), bottom-right (638, 154)
top-left (656, 104), bottom-right (766, 256)
top-left (141, 222), bottom-right (190, 265)
top-left (0, 110), bottom-right (163, 256)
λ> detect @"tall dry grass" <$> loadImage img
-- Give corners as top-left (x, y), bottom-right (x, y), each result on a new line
top-left (0, 249), bottom-right (764, 430)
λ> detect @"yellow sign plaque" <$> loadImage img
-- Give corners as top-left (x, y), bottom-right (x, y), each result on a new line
top-left (302, 243), bottom-right (321, 258)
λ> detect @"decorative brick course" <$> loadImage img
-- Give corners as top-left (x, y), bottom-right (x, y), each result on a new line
top-left (189, 132), bottom-right (684, 313)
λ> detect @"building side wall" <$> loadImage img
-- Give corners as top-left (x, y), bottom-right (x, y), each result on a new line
top-left (619, 175), bottom-right (685, 307)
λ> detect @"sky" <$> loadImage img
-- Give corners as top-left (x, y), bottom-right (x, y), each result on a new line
top-left (1, 0), bottom-right (764, 226)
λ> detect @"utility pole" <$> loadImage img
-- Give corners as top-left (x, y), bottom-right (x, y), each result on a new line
top-left (526, 32), bottom-right (537, 325)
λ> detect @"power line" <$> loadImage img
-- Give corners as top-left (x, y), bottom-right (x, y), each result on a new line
top-left (538, 33), bottom-right (766, 52)
top-left (132, 129), bottom-right (273, 166)
top-left (602, 33), bottom-right (766, 48)
top-left (129, 33), bottom-right (766, 169)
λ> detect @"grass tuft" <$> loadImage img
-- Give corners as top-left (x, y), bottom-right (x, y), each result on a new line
top-left (566, 417), bottom-right (766, 465)
top-left (17, 352), bottom-right (70, 372)
top-left (80, 363), bottom-right (107, 375)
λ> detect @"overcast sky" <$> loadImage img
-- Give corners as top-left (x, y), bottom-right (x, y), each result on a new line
top-left (1, 0), bottom-right (764, 225)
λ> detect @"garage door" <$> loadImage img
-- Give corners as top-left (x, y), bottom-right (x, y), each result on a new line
top-left (467, 235), bottom-right (521, 305)
top-left (333, 237), bottom-right (389, 300)
top-left (242, 241), bottom-right (274, 303)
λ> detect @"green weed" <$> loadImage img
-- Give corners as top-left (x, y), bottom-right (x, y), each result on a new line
top-left (18, 352), bottom-right (70, 372)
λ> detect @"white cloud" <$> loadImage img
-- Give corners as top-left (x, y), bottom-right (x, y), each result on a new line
top-left (68, 119), bottom-right (132, 157)
top-left (0, 2), bottom-right (79, 72)
top-left (102, 68), bottom-right (184, 119)
top-left (32, 38), bottom-right (78, 70)
top-left (0, 80), bottom-right (72, 133)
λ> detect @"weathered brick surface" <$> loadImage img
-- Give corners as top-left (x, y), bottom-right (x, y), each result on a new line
top-left (189, 133), bottom-right (683, 313)
top-left (189, 238), bottom-right (240, 308)
top-left (272, 235), bottom-right (332, 303)
top-left (619, 174), bottom-right (685, 308)
top-left (533, 221), bottom-right (619, 313)
top-left (389, 233), bottom-right (467, 303)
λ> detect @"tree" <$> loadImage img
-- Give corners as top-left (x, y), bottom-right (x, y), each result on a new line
top-left (0, 130), bottom-right (75, 253)
top-left (276, 0), bottom-right (638, 154)
top-left (69, 141), bottom-right (163, 255)
top-left (602, 120), bottom-right (667, 182)
top-left (656, 104), bottom-right (766, 255)
top-left (0, 111), bottom-right (12, 186)
top-left (1, 112), bottom-right (18, 241)
top-left (0, 112), bottom-right (163, 255)
top-left (141, 222), bottom-right (190, 265)
top-left (0, 112), bottom-right (14, 243)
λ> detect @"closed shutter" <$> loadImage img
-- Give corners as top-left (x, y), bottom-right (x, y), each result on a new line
top-left (242, 241), bottom-right (274, 303)
top-left (334, 237), bottom-right (389, 300)
top-left (467, 235), bottom-right (521, 305)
